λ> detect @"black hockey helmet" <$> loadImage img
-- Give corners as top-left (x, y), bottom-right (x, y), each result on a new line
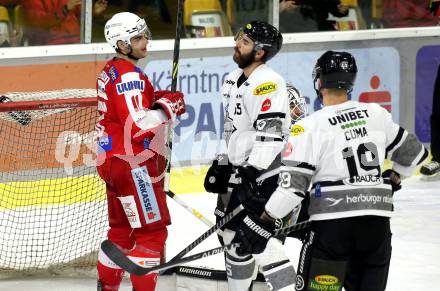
top-left (313, 50), bottom-right (357, 101)
top-left (235, 20), bottom-right (283, 62)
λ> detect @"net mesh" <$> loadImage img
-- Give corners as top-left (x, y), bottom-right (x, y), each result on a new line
top-left (0, 89), bottom-right (107, 272)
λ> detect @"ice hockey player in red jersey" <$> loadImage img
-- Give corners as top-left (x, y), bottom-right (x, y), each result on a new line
top-left (95, 12), bottom-right (185, 291)
top-left (232, 50), bottom-right (428, 291)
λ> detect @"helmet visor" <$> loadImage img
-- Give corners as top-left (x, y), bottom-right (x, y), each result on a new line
top-left (129, 18), bottom-right (152, 41)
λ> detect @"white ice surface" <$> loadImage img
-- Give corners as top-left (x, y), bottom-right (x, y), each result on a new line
top-left (1, 176), bottom-right (439, 291)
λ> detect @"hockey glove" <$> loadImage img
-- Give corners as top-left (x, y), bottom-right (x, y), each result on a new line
top-left (237, 166), bottom-right (267, 214)
top-left (382, 169), bottom-right (401, 193)
top-left (204, 154), bottom-right (234, 194)
top-left (232, 213), bottom-right (275, 255)
top-left (153, 91), bottom-right (186, 121)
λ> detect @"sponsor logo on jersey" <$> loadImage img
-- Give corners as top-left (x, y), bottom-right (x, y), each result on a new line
top-left (253, 82), bottom-right (277, 95)
top-left (325, 197), bottom-right (344, 207)
top-left (99, 71), bottom-right (110, 85)
top-left (314, 275), bottom-right (339, 285)
top-left (261, 99), bottom-right (271, 112)
top-left (108, 66), bottom-right (119, 83)
top-left (291, 124), bottom-right (305, 136)
top-left (117, 196), bottom-right (142, 228)
top-left (346, 193), bottom-right (392, 205)
top-left (328, 109), bottom-right (369, 126)
top-left (97, 136), bottom-right (112, 152)
top-left (116, 80), bottom-right (145, 94)
top-left (309, 274), bottom-right (342, 290)
top-left (132, 167), bottom-right (161, 224)
top-left (343, 175), bottom-right (382, 186)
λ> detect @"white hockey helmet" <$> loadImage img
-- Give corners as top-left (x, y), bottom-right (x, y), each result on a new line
top-left (104, 12), bottom-right (151, 50)
top-left (287, 83), bottom-right (307, 121)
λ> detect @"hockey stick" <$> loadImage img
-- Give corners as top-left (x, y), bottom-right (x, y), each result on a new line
top-left (101, 240), bottom-right (234, 276)
top-left (167, 204), bottom-right (243, 262)
top-left (101, 204), bottom-right (243, 272)
top-left (100, 219), bottom-right (311, 276)
top-left (163, 0), bottom-right (184, 193)
top-left (166, 190), bottom-right (219, 230)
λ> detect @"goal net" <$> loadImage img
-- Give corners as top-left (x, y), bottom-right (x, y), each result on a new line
top-left (0, 89), bottom-right (107, 273)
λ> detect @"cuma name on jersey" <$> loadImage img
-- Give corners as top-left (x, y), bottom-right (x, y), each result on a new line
top-left (328, 109), bottom-right (369, 126)
top-left (345, 127), bottom-right (368, 141)
top-left (117, 80), bottom-right (145, 94)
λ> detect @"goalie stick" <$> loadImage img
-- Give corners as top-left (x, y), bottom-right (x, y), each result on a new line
top-left (101, 219), bottom-right (311, 276)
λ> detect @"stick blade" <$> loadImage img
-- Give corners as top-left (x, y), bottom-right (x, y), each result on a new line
top-left (101, 240), bottom-right (148, 276)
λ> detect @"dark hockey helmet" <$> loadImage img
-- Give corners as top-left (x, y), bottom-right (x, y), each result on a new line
top-left (312, 51), bottom-right (357, 99)
top-left (235, 20), bottom-right (283, 62)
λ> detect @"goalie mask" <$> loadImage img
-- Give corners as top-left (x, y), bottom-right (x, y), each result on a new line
top-left (234, 20), bottom-right (283, 62)
top-left (313, 50), bottom-right (357, 102)
top-left (287, 83), bottom-right (307, 122)
top-left (104, 12), bottom-right (151, 51)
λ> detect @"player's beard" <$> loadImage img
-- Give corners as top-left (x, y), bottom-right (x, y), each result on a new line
top-left (233, 48), bottom-right (255, 69)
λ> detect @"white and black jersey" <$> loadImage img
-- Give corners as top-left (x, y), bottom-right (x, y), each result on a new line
top-left (222, 64), bottom-right (291, 170)
top-left (266, 101), bottom-right (428, 221)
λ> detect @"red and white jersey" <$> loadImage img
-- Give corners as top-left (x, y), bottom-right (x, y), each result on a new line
top-left (96, 58), bottom-right (165, 160)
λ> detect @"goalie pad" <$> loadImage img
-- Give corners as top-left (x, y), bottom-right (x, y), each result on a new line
top-left (261, 260), bottom-right (296, 291)
top-left (158, 266), bottom-right (270, 291)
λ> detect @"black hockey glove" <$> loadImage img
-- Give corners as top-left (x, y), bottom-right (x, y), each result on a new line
top-left (382, 169), bottom-right (401, 193)
top-left (236, 166), bottom-right (267, 214)
top-left (204, 154), bottom-right (234, 194)
top-left (232, 213), bottom-right (276, 255)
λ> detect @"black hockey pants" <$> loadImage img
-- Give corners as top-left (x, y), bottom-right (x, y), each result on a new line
top-left (295, 216), bottom-right (392, 291)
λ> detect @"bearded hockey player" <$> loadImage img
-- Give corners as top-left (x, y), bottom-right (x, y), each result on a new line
top-left (95, 12), bottom-right (185, 291)
top-left (204, 20), bottom-right (298, 291)
top-left (232, 50), bottom-right (428, 291)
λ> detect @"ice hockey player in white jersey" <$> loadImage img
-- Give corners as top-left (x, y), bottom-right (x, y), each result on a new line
top-left (231, 50), bottom-right (429, 291)
top-left (203, 21), bottom-right (297, 291)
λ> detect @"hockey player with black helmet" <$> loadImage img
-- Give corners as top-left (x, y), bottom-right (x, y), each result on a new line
top-left (203, 20), bottom-right (297, 290)
top-left (232, 50), bottom-right (428, 291)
